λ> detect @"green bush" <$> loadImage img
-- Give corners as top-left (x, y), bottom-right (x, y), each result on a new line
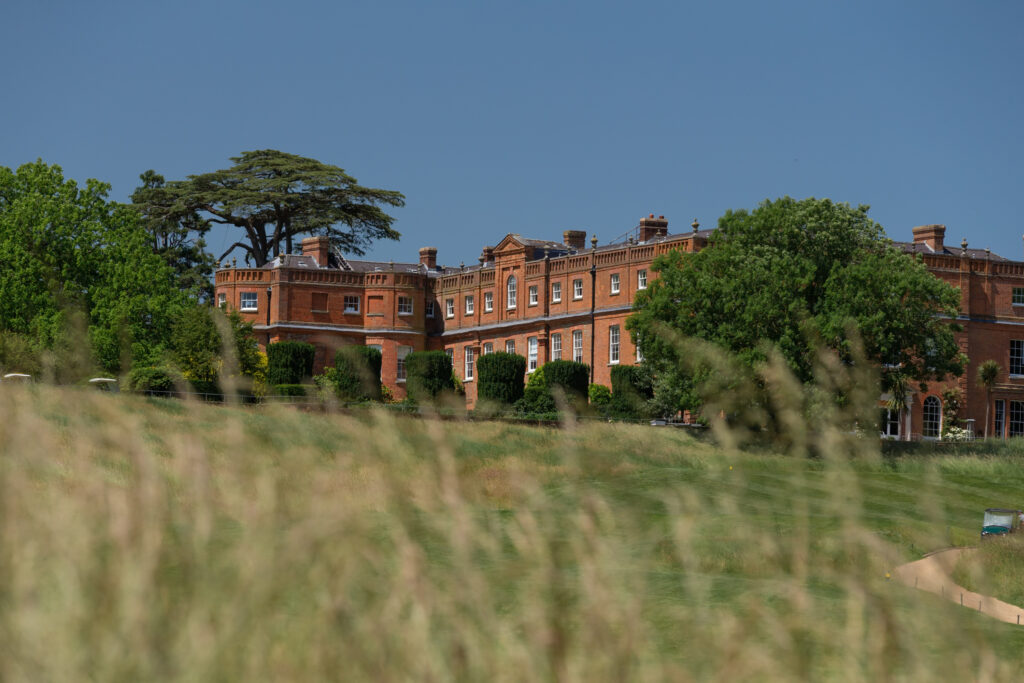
top-left (333, 345), bottom-right (384, 401)
top-left (188, 379), bottom-right (223, 401)
top-left (541, 360), bottom-right (590, 402)
top-left (512, 384), bottom-right (558, 419)
top-left (609, 364), bottom-right (654, 418)
top-left (589, 383), bottom-right (612, 406)
top-left (405, 351), bottom-right (454, 402)
top-left (267, 341), bottom-right (316, 385)
top-left (272, 384), bottom-right (307, 398)
top-left (477, 352), bottom-right (526, 405)
top-left (127, 365), bottom-right (181, 396)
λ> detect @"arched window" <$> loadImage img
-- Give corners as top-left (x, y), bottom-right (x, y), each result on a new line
top-left (507, 275), bottom-right (517, 309)
top-left (923, 396), bottom-right (942, 438)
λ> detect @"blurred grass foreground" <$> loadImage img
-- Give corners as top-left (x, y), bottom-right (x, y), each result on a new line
top-left (4, 384), bottom-right (1024, 680)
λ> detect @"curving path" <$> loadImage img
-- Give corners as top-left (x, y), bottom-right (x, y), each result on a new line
top-left (892, 548), bottom-right (1024, 625)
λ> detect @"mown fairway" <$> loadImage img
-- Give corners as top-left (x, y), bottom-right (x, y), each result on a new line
top-left (3, 385), bottom-right (1024, 681)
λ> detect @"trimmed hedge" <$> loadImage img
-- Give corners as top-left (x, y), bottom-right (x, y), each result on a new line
top-left (333, 345), bottom-right (383, 401)
top-left (127, 365), bottom-right (180, 396)
top-left (541, 360), bottom-right (590, 401)
top-left (477, 352), bottom-right (526, 405)
top-left (273, 384), bottom-right (307, 397)
top-left (588, 383), bottom-right (612, 406)
top-left (267, 341), bottom-right (315, 385)
top-left (405, 350), bottom-right (454, 402)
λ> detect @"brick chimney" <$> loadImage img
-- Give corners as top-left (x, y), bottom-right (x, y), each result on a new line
top-left (480, 246), bottom-right (494, 264)
top-left (419, 246), bottom-right (438, 269)
top-left (638, 214), bottom-right (669, 242)
top-left (301, 236), bottom-right (331, 266)
top-left (563, 230), bottom-right (586, 250)
top-left (911, 224), bottom-right (945, 252)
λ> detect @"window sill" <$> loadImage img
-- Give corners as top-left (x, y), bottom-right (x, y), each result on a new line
top-left (552, 299), bottom-right (561, 304)
top-left (463, 377), bottom-right (474, 383)
top-left (529, 303), bottom-right (538, 307)
top-left (1010, 374), bottom-right (1024, 379)
top-left (396, 379), bottom-right (406, 384)
top-left (609, 361), bottom-right (620, 366)
top-left (398, 313), bottom-right (413, 317)
top-left (240, 308), bottom-right (258, 313)
top-left (342, 310), bottom-right (359, 314)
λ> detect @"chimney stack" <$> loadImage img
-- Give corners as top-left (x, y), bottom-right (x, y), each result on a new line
top-left (911, 224), bottom-right (945, 252)
top-left (480, 246), bottom-right (494, 264)
top-left (301, 236), bottom-right (331, 267)
top-left (638, 214), bottom-right (669, 242)
top-left (419, 246), bottom-right (438, 269)
top-left (563, 230), bottom-right (586, 251)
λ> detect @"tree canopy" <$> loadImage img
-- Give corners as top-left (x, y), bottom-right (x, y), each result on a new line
top-left (130, 170), bottom-right (218, 301)
top-left (133, 150), bottom-right (405, 267)
top-left (626, 197), bottom-right (965, 415)
top-left (0, 160), bottom-right (190, 375)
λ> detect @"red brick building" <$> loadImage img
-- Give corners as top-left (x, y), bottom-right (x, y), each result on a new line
top-left (214, 216), bottom-right (1024, 439)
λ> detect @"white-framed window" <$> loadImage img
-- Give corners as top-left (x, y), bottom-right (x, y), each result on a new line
top-left (465, 346), bottom-right (475, 380)
top-left (369, 344), bottom-right (383, 379)
top-left (528, 337), bottom-right (538, 372)
top-left (529, 285), bottom-right (538, 306)
top-left (610, 273), bottom-right (620, 295)
top-left (880, 409), bottom-right (900, 439)
top-left (484, 291), bottom-right (493, 312)
top-left (995, 399), bottom-right (1006, 439)
top-left (426, 300), bottom-right (435, 318)
top-left (551, 282), bottom-right (562, 302)
top-left (922, 396), bottom-right (941, 438)
top-left (1012, 340), bottom-right (1023, 376)
top-left (465, 295), bottom-right (475, 315)
top-left (445, 348), bottom-right (454, 365)
top-left (445, 298), bottom-right (454, 318)
top-left (344, 295), bottom-right (360, 313)
top-left (240, 292), bottom-right (258, 311)
top-left (398, 297), bottom-right (413, 315)
top-left (1014, 287), bottom-right (1024, 305)
top-left (217, 293), bottom-right (227, 308)
top-left (1010, 401), bottom-right (1024, 437)
top-left (551, 333), bottom-right (562, 361)
top-left (507, 275), bottom-right (517, 309)
top-left (636, 336), bottom-right (644, 362)
top-left (506, 340), bottom-right (515, 354)
top-left (638, 269), bottom-right (647, 290)
top-left (396, 345), bottom-right (412, 381)
top-left (573, 278), bottom-right (583, 300)
top-left (572, 330), bottom-right (583, 363)
top-left (483, 342), bottom-right (493, 355)
top-left (609, 325), bottom-right (620, 364)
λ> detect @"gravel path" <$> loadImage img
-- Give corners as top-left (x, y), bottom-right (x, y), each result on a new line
top-left (892, 548), bottom-right (1024, 625)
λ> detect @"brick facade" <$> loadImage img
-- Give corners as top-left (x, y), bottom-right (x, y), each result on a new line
top-left (214, 217), bottom-right (1024, 439)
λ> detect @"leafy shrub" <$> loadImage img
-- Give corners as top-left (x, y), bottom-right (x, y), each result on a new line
top-left (405, 351), bottom-right (454, 402)
top-left (588, 383), bottom-right (612, 406)
top-left (273, 384), bottom-right (307, 398)
top-left (477, 352), bottom-right (527, 405)
top-left (267, 341), bottom-right (315, 385)
top-left (609, 364), bottom-right (654, 418)
top-left (332, 345), bottom-right (383, 401)
top-left (127, 365), bottom-right (181, 395)
top-left (513, 384), bottom-right (558, 419)
top-left (541, 360), bottom-right (589, 402)
top-left (188, 378), bottom-right (222, 401)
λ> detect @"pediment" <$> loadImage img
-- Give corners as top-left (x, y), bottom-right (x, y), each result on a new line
top-left (493, 234), bottom-right (527, 253)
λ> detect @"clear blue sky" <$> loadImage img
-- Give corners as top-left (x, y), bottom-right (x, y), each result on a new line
top-left (3, 0), bottom-right (1022, 266)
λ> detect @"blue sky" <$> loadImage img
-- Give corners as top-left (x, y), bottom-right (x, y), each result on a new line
top-left (3, 0), bottom-right (1022, 266)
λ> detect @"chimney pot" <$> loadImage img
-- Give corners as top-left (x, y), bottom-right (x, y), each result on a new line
top-left (911, 224), bottom-right (945, 252)
top-left (301, 235), bottom-right (331, 267)
top-left (563, 230), bottom-right (586, 250)
top-left (419, 246), bottom-right (438, 269)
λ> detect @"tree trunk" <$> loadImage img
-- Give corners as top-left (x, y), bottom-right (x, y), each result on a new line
top-left (984, 390), bottom-right (991, 439)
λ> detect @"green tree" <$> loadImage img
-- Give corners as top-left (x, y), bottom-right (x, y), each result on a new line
top-left (627, 197), bottom-right (964, 416)
top-left (134, 150), bottom-right (405, 267)
top-left (977, 359), bottom-right (1000, 439)
top-left (130, 170), bottom-right (218, 301)
top-left (0, 160), bottom-right (189, 376)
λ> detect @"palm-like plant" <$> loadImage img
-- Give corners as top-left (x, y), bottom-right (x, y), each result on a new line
top-left (977, 360), bottom-right (1000, 439)
top-left (884, 370), bottom-right (910, 441)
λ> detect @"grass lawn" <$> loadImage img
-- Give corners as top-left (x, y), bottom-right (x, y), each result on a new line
top-left (3, 384), bottom-right (1024, 680)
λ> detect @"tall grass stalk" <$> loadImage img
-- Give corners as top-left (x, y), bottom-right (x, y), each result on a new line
top-left (2, 383), bottom-right (1024, 680)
